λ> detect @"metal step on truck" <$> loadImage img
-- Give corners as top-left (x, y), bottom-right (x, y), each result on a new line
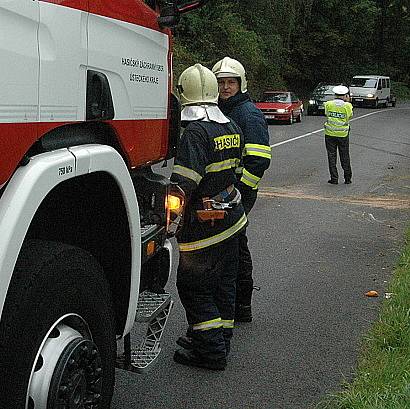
top-left (0, 1), bottom-right (208, 408)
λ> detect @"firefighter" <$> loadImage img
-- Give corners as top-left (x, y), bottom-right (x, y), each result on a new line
top-left (211, 57), bottom-right (271, 322)
top-left (324, 85), bottom-right (353, 184)
top-left (171, 64), bottom-right (247, 370)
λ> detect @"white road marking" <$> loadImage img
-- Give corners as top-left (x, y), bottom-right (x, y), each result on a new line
top-left (270, 109), bottom-right (396, 148)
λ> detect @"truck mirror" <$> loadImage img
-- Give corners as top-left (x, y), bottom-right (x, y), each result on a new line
top-left (176, 0), bottom-right (210, 13)
top-left (166, 93), bottom-right (181, 159)
top-left (158, 0), bottom-right (209, 28)
top-left (158, 3), bottom-right (180, 28)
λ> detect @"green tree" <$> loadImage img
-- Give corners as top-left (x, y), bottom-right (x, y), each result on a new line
top-left (173, 0), bottom-right (409, 97)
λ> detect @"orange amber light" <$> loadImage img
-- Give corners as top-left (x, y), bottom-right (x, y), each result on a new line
top-left (146, 240), bottom-right (156, 256)
top-left (167, 194), bottom-right (183, 211)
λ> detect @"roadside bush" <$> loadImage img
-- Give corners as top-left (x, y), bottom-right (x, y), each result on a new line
top-left (391, 81), bottom-right (410, 101)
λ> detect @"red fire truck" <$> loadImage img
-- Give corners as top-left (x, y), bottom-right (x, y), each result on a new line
top-left (0, 1), bottom-right (207, 407)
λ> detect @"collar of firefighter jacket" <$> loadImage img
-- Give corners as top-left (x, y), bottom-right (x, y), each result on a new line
top-left (181, 105), bottom-right (230, 123)
top-left (218, 91), bottom-right (251, 114)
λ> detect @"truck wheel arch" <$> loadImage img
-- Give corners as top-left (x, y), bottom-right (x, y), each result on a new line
top-left (0, 145), bottom-right (142, 339)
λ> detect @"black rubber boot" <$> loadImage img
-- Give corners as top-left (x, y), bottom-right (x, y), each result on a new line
top-left (173, 349), bottom-right (226, 370)
top-left (176, 335), bottom-right (193, 350)
top-left (177, 335), bottom-right (231, 357)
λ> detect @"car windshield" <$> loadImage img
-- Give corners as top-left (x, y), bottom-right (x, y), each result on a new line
top-left (263, 93), bottom-right (291, 103)
top-left (313, 85), bottom-right (335, 95)
top-left (350, 78), bottom-right (378, 88)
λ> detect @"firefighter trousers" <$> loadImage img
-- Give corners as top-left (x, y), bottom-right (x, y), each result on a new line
top-left (236, 188), bottom-right (257, 306)
top-left (176, 237), bottom-right (239, 360)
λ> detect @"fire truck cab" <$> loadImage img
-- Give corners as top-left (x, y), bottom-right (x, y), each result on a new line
top-left (0, 1), bottom-right (206, 408)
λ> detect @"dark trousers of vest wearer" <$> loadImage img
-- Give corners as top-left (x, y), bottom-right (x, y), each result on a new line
top-left (236, 188), bottom-right (257, 306)
top-left (176, 237), bottom-right (239, 360)
top-left (325, 134), bottom-right (352, 182)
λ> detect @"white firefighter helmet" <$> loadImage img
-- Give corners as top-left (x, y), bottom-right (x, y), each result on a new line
top-left (177, 63), bottom-right (219, 106)
top-left (212, 57), bottom-right (248, 93)
top-left (332, 85), bottom-right (350, 96)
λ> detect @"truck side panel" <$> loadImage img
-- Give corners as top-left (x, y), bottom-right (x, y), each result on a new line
top-left (0, 0), bottom-right (171, 187)
top-left (38, 1), bottom-right (88, 123)
top-left (0, 1), bottom-right (39, 187)
top-left (89, 0), bottom-right (161, 30)
top-left (88, 10), bottom-right (170, 165)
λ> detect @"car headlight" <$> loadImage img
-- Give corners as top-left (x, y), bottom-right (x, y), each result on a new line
top-left (367, 93), bottom-right (374, 98)
top-left (277, 109), bottom-right (287, 113)
top-left (165, 184), bottom-right (185, 236)
top-left (309, 100), bottom-right (316, 104)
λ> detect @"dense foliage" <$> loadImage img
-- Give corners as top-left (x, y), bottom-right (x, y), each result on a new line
top-left (173, 0), bottom-right (410, 99)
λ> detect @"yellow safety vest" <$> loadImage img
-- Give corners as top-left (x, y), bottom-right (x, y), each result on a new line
top-left (324, 99), bottom-right (353, 137)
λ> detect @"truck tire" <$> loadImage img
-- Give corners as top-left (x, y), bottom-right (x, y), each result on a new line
top-left (0, 240), bottom-right (116, 409)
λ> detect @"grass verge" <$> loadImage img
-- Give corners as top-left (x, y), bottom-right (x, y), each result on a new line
top-left (315, 228), bottom-right (410, 409)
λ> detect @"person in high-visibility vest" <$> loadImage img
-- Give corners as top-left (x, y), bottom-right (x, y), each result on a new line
top-left (324, 85), bottom-right (353, 184)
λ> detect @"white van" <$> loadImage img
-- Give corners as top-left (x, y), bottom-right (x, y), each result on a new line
top-left (349, 75), bottom-right (395, 108)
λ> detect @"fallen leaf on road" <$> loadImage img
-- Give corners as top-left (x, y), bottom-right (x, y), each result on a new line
top-left (365, 290), bottom-right (379, 297)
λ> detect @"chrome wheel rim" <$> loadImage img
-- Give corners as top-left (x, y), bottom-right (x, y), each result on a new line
top-left (27, 314), bottom-right (103, 409)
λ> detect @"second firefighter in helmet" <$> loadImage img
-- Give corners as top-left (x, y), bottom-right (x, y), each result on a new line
top-left (171, 64), bottom-right (246, 370)
top-left (212, 57), bottom-right (271, 322)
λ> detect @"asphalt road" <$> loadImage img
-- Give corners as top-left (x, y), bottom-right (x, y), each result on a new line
top-left (113, 103), bottom-right (410, 409)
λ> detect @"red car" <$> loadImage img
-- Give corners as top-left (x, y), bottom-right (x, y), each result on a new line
top-left (255, 91), bottom-right (303, 124)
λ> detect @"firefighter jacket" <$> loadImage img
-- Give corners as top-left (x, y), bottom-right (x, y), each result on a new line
top-left (218, 92), bottom-right (271, 191)
top-left (171, 118), bottom-right (247, 252)
top-left (324, 99), bottom-right (353, 137)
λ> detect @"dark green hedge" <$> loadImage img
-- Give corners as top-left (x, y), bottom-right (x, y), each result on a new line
top-left (173, 0), bottom-right (410, 100)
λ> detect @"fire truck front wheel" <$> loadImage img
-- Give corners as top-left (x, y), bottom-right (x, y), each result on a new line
top-left (0, 240), bottom-right (116, 409)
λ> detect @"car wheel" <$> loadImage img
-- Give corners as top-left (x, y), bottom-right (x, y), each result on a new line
top-left (0, 239), bottom-right (116, 409)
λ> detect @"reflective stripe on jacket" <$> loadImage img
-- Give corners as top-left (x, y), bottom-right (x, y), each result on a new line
top-left (171, 120), bottom-right (247, 252)
top-left (219, 93), bottom-right (271, 190)
top-left (324, 99), bottom-right (353, 137)
top-left (178, 213), bottom-right (247, 252)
